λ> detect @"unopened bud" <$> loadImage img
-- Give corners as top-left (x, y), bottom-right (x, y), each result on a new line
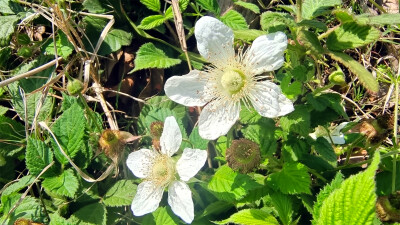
top-left (329, 70), bottom-right (346, 86)
top-left (67, 79), bottom-right (84, 96)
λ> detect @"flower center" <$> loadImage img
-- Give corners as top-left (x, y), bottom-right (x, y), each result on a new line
top-left (151, 155), bottom-right (175, 187)
top-left (220, 70), bottom-right (246, 94)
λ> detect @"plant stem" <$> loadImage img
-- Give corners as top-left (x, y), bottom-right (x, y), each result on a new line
top-left (367, 0), bottom-right (387, 13)
top-left (296, 0), bottom-right (302, 22)
top-left (391, 61), bottom-right (399, 193)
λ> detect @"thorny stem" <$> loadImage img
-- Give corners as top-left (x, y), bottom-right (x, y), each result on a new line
top-left (392, 60), bottom-right (399, 193)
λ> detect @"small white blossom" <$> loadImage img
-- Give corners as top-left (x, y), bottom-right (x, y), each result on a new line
top-left (126, 116), bottom-right (207, 224)
top-left (309, 122), bottom-right (349, 144)
top-left (164, 16), bottom-right (294, 140)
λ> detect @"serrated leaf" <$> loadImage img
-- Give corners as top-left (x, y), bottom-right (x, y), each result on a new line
top-left (240, 107), bottom-right (262, 124)
top-left (25, 137), bottom-right (54, 177)
top-left (0, 0), bottom-right (23, 14)
top-left (333, 9), bottom-right (355, 23)
top-left (70, 202), bottom-right (107, 225)
top-left (280, 76), bottom-right (303, 99)
top-left (220, 10), bottom-right (248, 30)
top-left (234, 1), bottom-right (260, 13)
top-left (280, 105), bottom-right (311, 136)
top-left (133, 43), bottom-right (181, 72)
top-left (51, 103), bottom-right (85, 165)
top-left (140, 0), bottom-right (161, 12)
top-left (138, 15), bottom-right (167, 30)
top-left (328, 51), bottom-right (379, 93)
top-left (326, 22), bottom-right (380, 51)
top-left (49, 213), bottom-right (74, 225)
top-left (100, 29), bottom-right (133, 55)
top-left (315, 152), bottom-right (380, 225)
top-left (270, 191), bottom-right (293, 225)
top-left (196, 0), bottom-right (220, 14)
top-left (268, 162), bottom-right (311, 194)
top-left (233, 29), bottom-right (266, 41)
top-left (302, 0), bottom-right (341, 20)
top-left (45, 31), bottom-right (74, 58)
top-left (314, 137), bottom-right (337, 163)
top-left (214, 209), bottom-right (280, 225)
top-left (103, 180), bottom-right (137, 207)
top-left (1, 175), bottom-right (35, 200)
top-left (208, 165), bottom-right (262, 202)
top-left (0, 15), bottom-right (19, 47)
top-left (153, 207), bottom-right (180, 225)
top-left (42, 169), bottom-right (79, 198)
top-left (0, 115), bottom-right (25, 156)
top-left (0, 195), bottom-right (42, 225)
top-left (182, 127), bottom-right (208, 150)
top-left (297, 20), bottom-right (328, 31)
top-left (200, 201), bottom-right (233, 218)
top-left (297, 29), bottom-right (324, 54)
top-left (260, 12), bottom-right (295, 32)
top-left (356, 13), bottom-right (400, 25)
top-left (313, 172), bottom-right (344, 222)
top-left (242, 117), bottom-right (277, 155)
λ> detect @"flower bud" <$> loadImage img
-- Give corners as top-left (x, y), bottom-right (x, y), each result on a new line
top-left (67, 79), bottom-right (84, 96)
top-left (99, 130), bottom-right (134, 164)
top-left (328, 70), bottom-right (346, 86)
top-left (226, 139), bottom-right (261, 173)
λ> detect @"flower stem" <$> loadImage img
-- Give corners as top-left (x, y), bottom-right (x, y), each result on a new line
top-left (391, 61), bottom-right (399, 193)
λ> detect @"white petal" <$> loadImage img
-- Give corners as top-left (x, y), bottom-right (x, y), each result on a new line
top-left (331, 122), bottom-right (349, 136)
top-left (168, 181), bottom-right (194, 224)
top-left (195, 16), bottom-right (235, 66)
top-left (244, 32), bottom-right (287, 74)
top-left (160, 116), bottom-right (182, 157)
top-left (329, 135), bottom-right (346, 145)
top-left (198, 100), bottom-right (240, 140)
top-left (126, 149), bottom-right (157, 178)
top-left (176, 148), bottom-right (208, 181)
top-left (249, 81), bottom-right (294, 118)
top-left (131, 181), bottom-right (164, 216)
top-left (164, 70), bottom-right (209, 107)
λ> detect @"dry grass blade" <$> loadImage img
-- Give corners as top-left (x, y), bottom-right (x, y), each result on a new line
top-left (171, 0), bottom-right (192, 70)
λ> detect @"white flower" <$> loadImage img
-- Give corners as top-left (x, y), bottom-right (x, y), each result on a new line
top-left (164, 16), bottom-right (294, 140)
top-left (126, 116), bottom-right (207, 224)
top-left (309, 122), bottom-right (349, 145)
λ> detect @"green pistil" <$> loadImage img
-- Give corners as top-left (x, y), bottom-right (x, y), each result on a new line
top-left (152, 155), bottom-right (175, 187)
top-left (220, 69), bottom-right (246, 94)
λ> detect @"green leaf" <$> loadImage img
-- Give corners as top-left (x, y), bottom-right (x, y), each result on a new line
top-left (268, 162), bottom-right (311, 194)
top-left (208, 165), bottom-right (262, 202)
top-left (280, 76), bottom-right (303, 99)
top-left (356, 13), bottom-right (400, 25)
top-left (42, 169), bottom-right (79, 198)
top-left (25, 137), bottom-right (54, 177)
top-left (0, 115), bottom-right (25, 156)
top-left (0, 0), bottom-right (23, 14)
top-left (242, 117), bottom-right (277, 156)
top-left (297, 29), bottom-right (324, 54)
top-left (45, 31), bottom-right (74, 58)
top-left (214, 209), bottom-right (280, 225)
top-left (1, 175), bottom-right (35, 200)
top-left (0, 15), bottom-right (19, 47)
top-left (302, 0), bottom-right (342, 20)
top-left (103, 180), bottom-right (137, 207)
top-left (140, 0), bottom-right (161, 12)
top-left (51, 103), bottom-right (85, 165)
top-left (280, 105), bottom-right (311, 136)
top-left (328, 51), bottom-right (379, 93)
top-left (153, 207), bottom-right (180, 225)
top-left (297, 20), bottom-right (328, 31)
top-left (200, 201), bottom-right (234, 218)
top-left (101, 29), bottom-right (132, 55)
top-left (0, 195), bottom-right (43, 225)
top-left (270, 191), bottom-right (293, 225)
top-left (69, 202), bottom-right (107, 225)
top-left (233, 29), bottom-right (266, 41)
top-left (220, 10), bottom-right (248, 30)
top-left (133, 43), bottom-right (181, 72)
top-left (315, 151), bottom-right (380, 225)
top-left (82, 0), bottom-right (108, 13)
top-left (138, 15), bottom-right (167, 30)
top-left (234, 1), bottom-right (260, 13)
top-left (313, 172), bottom-right (344, 222)
top-left (314, 137), bottom-right (337, 163)
top-left (326, 22), bottom-right (380, 51)
top-left (196, 0), bottom-right (220, 14)
top-left (333, 9), bottom-right (355, 23)
top-left (240, 106), bottom-right (262, 124)
top-left (49, 212), bottom-right (74, 225)
top-left (187, 127), bottom-right (208, 150)
top-left (260, 12), bottom-right (295, 32)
